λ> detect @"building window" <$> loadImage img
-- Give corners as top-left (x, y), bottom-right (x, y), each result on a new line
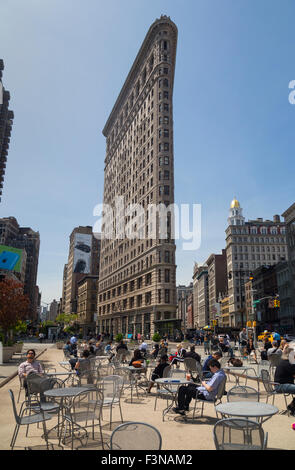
top-left (165, 289), bottom-right (170, 303)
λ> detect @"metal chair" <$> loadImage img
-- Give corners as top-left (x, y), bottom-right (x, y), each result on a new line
top-left (191, 377), bottom-right (227, 419)
top-left (8, 389), bottom-right (52, 450)
top-left (268, 354), bottom-right (282, 379)
top-left (260, 369), bottom-right (293, 415)
top-left (116, 348), bottom-right (129, 363)
top-left (260, 369), bottom-right (280, 405)
top-left (61, 388), bottom-right (104, 450)
top-left (100, 375), bottom-right (124, 430)
top-left (227, 385), bottom-right (259, 402)
top-left (213, 418), bottom-right (268, 450)
top-left (110, 421), bottom-right (162, 450)
top-left (183, 358), bottom-right (198, 378)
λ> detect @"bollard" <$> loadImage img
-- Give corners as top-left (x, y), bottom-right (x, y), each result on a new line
top-left (0, 341), bottom-right (3, 365)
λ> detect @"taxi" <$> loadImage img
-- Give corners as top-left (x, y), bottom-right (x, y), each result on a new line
top-left (257, 331), bottom-right (283, 342)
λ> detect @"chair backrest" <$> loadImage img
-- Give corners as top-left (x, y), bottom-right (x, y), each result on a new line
top-left (184, 358), bottom-right (198, 372)
top-left (70, 388), bottom-right (103, 423)
top-left (215, 377), bottom-right (227, 402)
top-left (213, 418), bottom-right (266, 450)
top-left (268, 354), bottom-right (282, 368)
top-left (162, 365), bottom-right (171, 378)
top-left (227, 385), bottom-right (259, 402)
top-left (8, 389), bottom-right (21, 424)
top-left (101, 375), bottom-right (123, 402)
top-left (110, 422), bottom-right (162, 450)
top-left (257, 360), bottom-right (270, 377)
top-left (26, 373), bottom-right (57, 396)
top-left (260, 369), bottom-right (274, 394)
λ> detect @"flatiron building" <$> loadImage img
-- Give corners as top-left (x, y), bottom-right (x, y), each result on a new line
top-left (97, 16), bottom-right (179, 338)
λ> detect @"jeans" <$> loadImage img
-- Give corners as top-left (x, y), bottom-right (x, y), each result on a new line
top-left (274, 383), bottom-right (295, 394)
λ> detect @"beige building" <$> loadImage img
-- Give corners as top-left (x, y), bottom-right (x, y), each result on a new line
top-left (205, 250), bottom-right (227, 324)
top-left (97, 16), bottom-right (178, 338)
top-left (226, 198), bottom-right (288, 327)
top-left (77, 275), bottom-right (99, 335)
top-left (192, 263), bottom-right (209, 328)
top-left (220, 296), bottom-right (230, 327)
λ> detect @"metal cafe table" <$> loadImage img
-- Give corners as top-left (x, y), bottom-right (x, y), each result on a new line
top-left (223, 366), bottom-right (256, 386)
top-left (46, 371), bottom-right (77, 386)
top-left (155, 377), bottom-right (192, 421)
top-left (215, 401), bottom-right (278, 424)
top-left (43, 386), bottom-right (94, 444)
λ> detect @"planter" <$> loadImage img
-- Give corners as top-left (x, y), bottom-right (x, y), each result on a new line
top-left (2, 346), bottom-right (14, 362)
top-left (14, 343), bottom-right (23, 353)
top-left (56, 342), bottom-right (64, 350)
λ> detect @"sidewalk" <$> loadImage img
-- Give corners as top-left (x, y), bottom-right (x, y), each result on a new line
top-left (0, 343), bottom-right (294, 450)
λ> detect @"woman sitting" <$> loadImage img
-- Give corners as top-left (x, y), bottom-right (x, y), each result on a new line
top-left (147, 355), bottom-right (169, 393)
top-left (245, 338), bottom-right (258, 363)
top-left (170, 344), bottom-right (186, 368)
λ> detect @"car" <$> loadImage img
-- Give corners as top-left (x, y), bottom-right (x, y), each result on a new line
top-left (283, 334), bottom-right (295, 342)
top-left (257, 331), bottom-right (283, 343)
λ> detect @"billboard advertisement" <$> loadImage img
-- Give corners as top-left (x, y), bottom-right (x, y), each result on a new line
top-left (73, 233), bottom-right (92, 274)
top-left (0, 244), bottom-right (24, 273)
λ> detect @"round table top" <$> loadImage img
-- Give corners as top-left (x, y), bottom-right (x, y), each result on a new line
top-left (95, 356), bottom-right (109, 359)
top-left (44, 387), bottom-right (93, 398)
top-left (215, 401), bottom-right (278, 418)
top-left (155, 378), bottom-right (192, 385)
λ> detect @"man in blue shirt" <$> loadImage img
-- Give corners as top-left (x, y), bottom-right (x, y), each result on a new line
top-left (173, 359), bottom-right (226, 415)
top-left (202, 351), bottom-right (222, 378)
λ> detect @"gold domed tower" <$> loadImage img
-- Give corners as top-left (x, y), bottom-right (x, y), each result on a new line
top-left (228, 197), bottom-right (244, 226)
top-left (230, 198), bottom-right (240, 209)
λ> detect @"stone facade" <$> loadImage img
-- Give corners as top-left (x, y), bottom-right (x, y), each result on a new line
top-left (192, 264), bottom-right (209, 328)
top-left (77, 275), bottom-right (99, 334)
top-left (97, 16), bottom-right (178, 338)
top-left (205, 250), bottom-right (227, 324)
top-left (226, 199), bottom-right (288, 327)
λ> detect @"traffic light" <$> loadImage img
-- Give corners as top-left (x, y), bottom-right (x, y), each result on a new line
top-left (273, 299), bottom-right (280, 308)
top-left (249, 272), bottom-right (254, 281)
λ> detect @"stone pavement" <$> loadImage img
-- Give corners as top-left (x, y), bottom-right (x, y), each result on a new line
top-left (0, 343), bottom-right (294, 450)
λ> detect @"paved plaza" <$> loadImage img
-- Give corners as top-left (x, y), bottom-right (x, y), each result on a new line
top-left (0, 343), bottom-right (294, 451)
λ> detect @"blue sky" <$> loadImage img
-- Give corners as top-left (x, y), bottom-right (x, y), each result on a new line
top-left (0, 0), bottom-right (294, 304)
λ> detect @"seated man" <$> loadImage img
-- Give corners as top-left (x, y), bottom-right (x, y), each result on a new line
top-left (274, 344), bottom-right (295, 415)
top-left (173, 359), bottom-right (226, 415)
top-left (147, 354), bottom-right (169, 393)
top-left (18, 349), bottom-right (44, 395)
top-left (185, 345), bottom-right (201, 363)
top-left (202, 351), bottom-right (222, 378)
top-left (267, 340), bottom-right (282, 357)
